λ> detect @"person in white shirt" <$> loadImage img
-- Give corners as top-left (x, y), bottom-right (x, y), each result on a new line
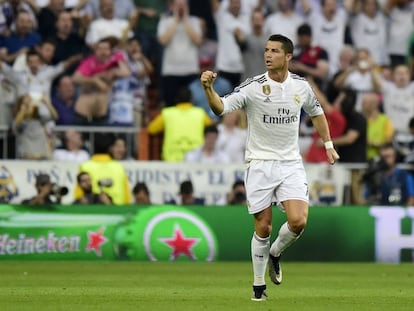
top-left (157, 0), bottom-right (202, 107)
top-left (212, 0), bottom-right (251, 88)
top-left (264, 0), bottom-right (304, 46)
top-left (200, 34), bottom-right (339, 301)
top-left (216, 110), bottom-right (247, 163)
top-left (333, 47), bottom-right (381, 112)
top-left (380, 64), bottom-right (414, 148)
top-left (384, 0), bottom-right (414, 66)
top-left (350, 0), bottom-right (388, 66)
top-left (184, 125), bottom-right (231, 164)
top-left (84, 0), bottom-right (135, 47)
top-left (301, 0), bottom-right (351, 76)
top-left (53, 129), bottom-right (90, 162)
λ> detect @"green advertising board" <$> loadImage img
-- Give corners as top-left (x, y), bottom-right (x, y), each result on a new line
top-left (0, 204), bottom-right (413, 263)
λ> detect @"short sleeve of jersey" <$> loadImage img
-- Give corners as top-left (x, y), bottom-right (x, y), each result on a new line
top-left (302, 82), bottom-right (324, 117)
top-left (220, 79), bottom-right (252, 115)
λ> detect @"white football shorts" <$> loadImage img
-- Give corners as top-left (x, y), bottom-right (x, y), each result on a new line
top-left (244, 159), bottom-right (309, 214)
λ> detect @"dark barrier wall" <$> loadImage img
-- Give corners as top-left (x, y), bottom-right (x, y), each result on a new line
top-left (0, 205), bottom-right (413, 263)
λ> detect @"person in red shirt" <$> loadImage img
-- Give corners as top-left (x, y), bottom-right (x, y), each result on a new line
top-left (72, 37), bottom-right (131, 125)
top-left (289, 23), bottom-right (329, 90)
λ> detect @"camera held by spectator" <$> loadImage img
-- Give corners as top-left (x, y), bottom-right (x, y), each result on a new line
top-left (21, 173), bottom-right (68, 205)
top-left (50, 183), bottom-right (69, 197)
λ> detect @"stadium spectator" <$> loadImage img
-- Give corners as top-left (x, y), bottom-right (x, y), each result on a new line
top-left (37, 0), bottom-right (66, 40)
top-left (157, 0), bottom-right (202, 107)
top-left (184, 124), bottom-right (231, 164)
top-left (363, 143), bottom-right (414, 206)
top-left (13, 94), bottom-right (58, 160)
top-left (384, 0), bottom-right (414, 67)
top-left (73, 171), bottom-right (113, 204)
top-left (84, 0), bottom-right (135, 47)
top-left (82, 0), bottom-right (137, 20)
top-left (147, 86), bottom-right (212, 162)
top-left (6, 0), bottom-right (38, 34)
top-left (132, 181), bottom-right (151, 204)
top-left (242, 8), bottom-right (267, 80)
top-left (0, 10), bottom-right (41, 64)
top-left (132, 0), bottom-right (166, 64)
top-left (398, 117), bottom-right (414, 164)
top-left (325, 45), bottom-right (355, 103)
top-left (289, 23), bottom-right (329, 90)
top-left (350, 0), bottom-right (388, 66)
top-left (108, 37), bottom-right (153, 127)
top-left (50, 11), bottom-right (88, 74)
top-left (52, 129), bottom-right (90, 162)
top-left (226, 179), bottom-right (246, 205)
top-left (216, 110), bottom-right (247, 163)
top-left (332, 89), bottom-right (366, 163)
top-left (52, 75), bottom-right (78, 125)
top-left (0, 59), bottom-right (23, 129)
top-left (109, 136), bottom-right (134, 160)
top-left (21, 173), bottom-right (61, 205)
top-left (15, 47), bottom-right (81, 103)
top-left (332, 89), bottom-right (367, 205)
top-left (13, 38), bottom-right (56, 72)
top-left (72, 37), bottom-right (131, 126)
top-left (334, 48), bottom-right (381, 112)
top-left (300, 0), bottom-right (351, 76)
top-left (361, 92), bottom-right (394, 160)
top-left (264, 0), bottom-right (303, 46)
top-left (305, 77), bottom-right (347, 163)
top-left (197, 17), bottom-right (217, 71)
top-left (166, 180), bottom-right (205, 205)
top-left (74, 132), bottom-right (132, 205)
top-left (212, 0), bottom-right (251, 88)
top-left (379, 64), bottom-right (414, 150)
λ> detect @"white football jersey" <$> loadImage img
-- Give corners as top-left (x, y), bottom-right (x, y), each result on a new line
top-left (221, 72), bottom-right (324, 162)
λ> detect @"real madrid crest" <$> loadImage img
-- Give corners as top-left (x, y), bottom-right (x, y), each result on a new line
top-left (294, 94), bottom-right (300, 104)
top-left (262, 85), bottom-right (271, 95)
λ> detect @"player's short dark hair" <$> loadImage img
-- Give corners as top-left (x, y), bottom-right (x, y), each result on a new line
top-left (297, 23), bottom-right (312, 37)
top-left (268, 34), bottom-right (294, 54)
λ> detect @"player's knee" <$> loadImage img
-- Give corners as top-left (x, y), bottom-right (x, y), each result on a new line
top-left (255, 220), bottom-right (272, 237)
top-left (289, 217), bottom-right (307, 234)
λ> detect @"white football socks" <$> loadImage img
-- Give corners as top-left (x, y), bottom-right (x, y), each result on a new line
top-left (270, 222), bottom-right (301, 257)
top-left (251, 232), bottom-right (270, 286)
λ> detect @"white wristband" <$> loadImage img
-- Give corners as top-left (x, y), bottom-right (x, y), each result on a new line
top-left (324, 141), bottom-right (334, 150)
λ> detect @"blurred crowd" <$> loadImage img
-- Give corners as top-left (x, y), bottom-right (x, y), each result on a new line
top-left (1, 0), bottom-right (414, 206)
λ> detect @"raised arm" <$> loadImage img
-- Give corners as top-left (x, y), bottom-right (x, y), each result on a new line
top-left (200, 70), bottom-right (224, 116)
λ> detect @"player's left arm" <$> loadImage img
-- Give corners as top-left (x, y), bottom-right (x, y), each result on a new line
top-left (310, 114), bottom-right (340, 165)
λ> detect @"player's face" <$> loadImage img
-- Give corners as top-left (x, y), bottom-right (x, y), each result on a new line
top-left (264, 41), bottom-right (291, 71)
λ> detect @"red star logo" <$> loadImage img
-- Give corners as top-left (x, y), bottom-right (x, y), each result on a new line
top-left (159, 225), bottom-right (200, 260)
top-left (86, 227), bottom-right (108, 257)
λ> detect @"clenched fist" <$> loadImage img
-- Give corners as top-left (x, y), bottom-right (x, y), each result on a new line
top-left (200, 70), bottom-right (217, 89)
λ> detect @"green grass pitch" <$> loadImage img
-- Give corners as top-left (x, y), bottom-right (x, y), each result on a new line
top-left (0, 261), bottom-right (413, 311)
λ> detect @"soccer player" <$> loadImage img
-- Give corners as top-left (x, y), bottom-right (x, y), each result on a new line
top-left (200, 34), bottom-right (339, 301)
